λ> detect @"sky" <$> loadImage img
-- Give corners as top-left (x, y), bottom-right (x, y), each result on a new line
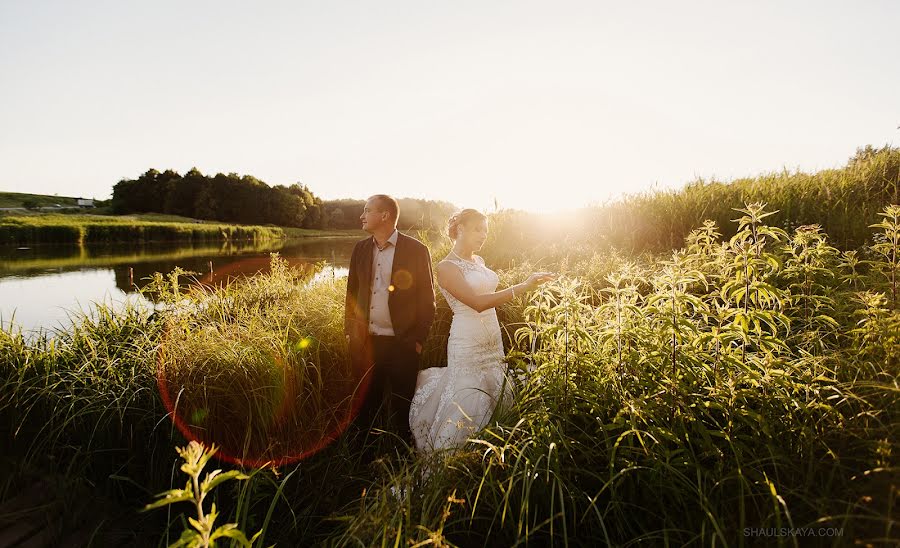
top-left (1, 0), bottom-right (898, 213)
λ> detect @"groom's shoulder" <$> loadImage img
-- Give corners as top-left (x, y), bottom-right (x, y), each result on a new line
top-left (352, 236), bottom-right (371, 249)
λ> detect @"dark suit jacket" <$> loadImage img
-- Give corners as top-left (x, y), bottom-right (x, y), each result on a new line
top-left (344, 231), bottom-right (436, 354)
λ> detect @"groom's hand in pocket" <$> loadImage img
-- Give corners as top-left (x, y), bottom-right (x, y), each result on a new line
top-left (415, 342), bottom-right (423, 355)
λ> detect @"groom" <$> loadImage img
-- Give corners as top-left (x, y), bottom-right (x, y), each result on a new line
top-left (344, 194), bottom-right (435, 446)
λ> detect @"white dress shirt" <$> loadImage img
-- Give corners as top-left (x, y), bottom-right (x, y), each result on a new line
top-left (368, 229), bottom-right (398, 336)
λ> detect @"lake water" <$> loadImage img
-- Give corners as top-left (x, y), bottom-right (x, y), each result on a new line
top-left (0, 237), bottom-right (359, 335)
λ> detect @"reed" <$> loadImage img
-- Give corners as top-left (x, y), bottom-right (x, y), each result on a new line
top-left (154, 256), bottom-right (358, 467)
top-left (0, 214), bottom-right (285, 245)
top-left (482, 145), bottom-right (900, 263)
top-left (331, 203), bottom-right (898, 547)
top-left (1, 201), bottom-right (897, 546)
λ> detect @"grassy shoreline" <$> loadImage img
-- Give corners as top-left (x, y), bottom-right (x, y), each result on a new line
top-left (1, 203), bottom-right (897, 545)
top-left (0, 212), bottom-right (362, 245)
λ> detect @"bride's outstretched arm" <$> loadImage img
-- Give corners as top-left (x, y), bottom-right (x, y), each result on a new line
top-left (436, 262), bottom-right (555, 313)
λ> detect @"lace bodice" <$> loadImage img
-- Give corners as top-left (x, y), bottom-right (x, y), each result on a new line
top-left (438, 253), bottom-right (500, 317)
top-left (410, 251), bottom-right (512, 453)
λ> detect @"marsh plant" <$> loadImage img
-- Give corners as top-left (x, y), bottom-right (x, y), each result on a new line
top-left (2, 201), bottom-right (898, 546)
top-left (334, 203), bottom-right (898, 546)
top-left (869, 204), bottom-right (900, 306)
top-left (155, 254), bottom-right (358, 466)
top-left (143, 441), bottom-right (260, 547)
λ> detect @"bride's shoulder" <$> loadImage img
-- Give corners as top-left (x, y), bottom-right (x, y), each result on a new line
top-left (437, 255), bottom-right (478, 277)
top-left (437, 257), bottom-right (462, 271)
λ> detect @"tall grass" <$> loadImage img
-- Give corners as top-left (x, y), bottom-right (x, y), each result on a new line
top-left (482, 145), bottom-right (900, 267)
top-left (332, 203), bottom-right (898, 547)
top-left (0, 293), bottom-right (169, 540)
top-left (155, 256), bottom-right (357, 467)
top-left (0, 214), bottom-right (285, 245)
top-left (604, 144), bottom-right (900, 251)
top-left (1, 202), bottom-right (897, 545)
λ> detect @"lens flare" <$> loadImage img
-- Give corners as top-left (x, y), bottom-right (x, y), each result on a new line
top-left (392, 269), bottom-right (413, 290)
top-left (156, 319), bottom-right (373, 467)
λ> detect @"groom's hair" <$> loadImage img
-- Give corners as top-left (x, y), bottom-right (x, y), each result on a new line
top-left (369, 194), bottom-right (399, 224)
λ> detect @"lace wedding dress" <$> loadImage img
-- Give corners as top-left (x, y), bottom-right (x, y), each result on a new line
top-left (409, 253), bottom-right (513, 452)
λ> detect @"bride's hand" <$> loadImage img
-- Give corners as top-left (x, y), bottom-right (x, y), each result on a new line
top-left (524, 271), bottom-right (557, 290)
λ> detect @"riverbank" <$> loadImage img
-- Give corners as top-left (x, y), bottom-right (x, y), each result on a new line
top-left (0, 212), bottom-right (362, 245)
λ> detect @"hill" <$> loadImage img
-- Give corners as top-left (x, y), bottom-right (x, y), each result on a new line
top-left (0, 191), bottom-right (92, 209)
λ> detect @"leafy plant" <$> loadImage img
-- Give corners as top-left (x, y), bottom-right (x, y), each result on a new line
top-left (143, 441), bottom-right (261, 548)
top-left (869, 204), bottom-right (900, 306)
top-left (4, 194), bottom-right (899, 546)
top-left (781, 224), bottom-right (840, 352)
top-left (721, 202), bottom-right (790, 362)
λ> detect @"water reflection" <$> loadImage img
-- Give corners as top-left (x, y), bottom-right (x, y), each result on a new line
top-left (0, 269), bottom-right (151, 335)
top-left (0, 237), bottom-right (358, 334)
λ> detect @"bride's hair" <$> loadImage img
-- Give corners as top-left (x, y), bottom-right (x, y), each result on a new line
top-left (447, 209), bottom-right (487, 240)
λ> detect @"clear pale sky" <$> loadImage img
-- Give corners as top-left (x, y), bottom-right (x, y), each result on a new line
top-left (1, 1), bottom-right (898, 213)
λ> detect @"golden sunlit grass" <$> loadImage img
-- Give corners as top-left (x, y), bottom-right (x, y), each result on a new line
top-left (2, 146), bottom-right (898, 545)
top-left (482, 145), bottom-right (900, 266)
top-left (155, 256), bottom-right (358, 466)
top-left (0, 213), bottom-right (286, 245)
top-left (333, 202), bottom-right (897, 546)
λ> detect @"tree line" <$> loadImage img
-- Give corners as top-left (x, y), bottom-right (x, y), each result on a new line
top-left (112, 168), bottom-right (324, 228)
top-left (321, 197), bottom-right (457, 230)
top-left (111, 168), bottom-right (457, 230)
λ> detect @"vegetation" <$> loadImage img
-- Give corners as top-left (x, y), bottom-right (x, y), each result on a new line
top-left (480, 145), bottom-right (900, 268)
top-left (600, 144), bottom-right (900, 251)
top-left (0, 191), bottom-right (87, 209)
top-left (110, 167), bottom-right (458, 232)
top-left (0, 213), bottom-right (287, 245)
top-left (8, 144), bottom-right (899, 248)
top-left (322, 197), bottom-right (457, 231)
top-left (111, 168), bottom-right (326, 229)
top-left (142, 441), bottom-right (261, 548)
top-left (2, 198), bottom-right (897, 545)
top-left (1, 146), bottom-right (898, 545)
top-left (155, 259), bottom-right (357, 467)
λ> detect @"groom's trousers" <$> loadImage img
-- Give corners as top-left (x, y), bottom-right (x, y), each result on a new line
top-left (355, 334), bottom-right (419, 446)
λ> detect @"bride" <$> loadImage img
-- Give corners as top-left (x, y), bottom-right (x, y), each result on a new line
top-left (408, 209), bottom-right (555, 453)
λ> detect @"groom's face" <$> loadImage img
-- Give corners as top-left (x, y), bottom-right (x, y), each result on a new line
top-left (360, 198), bottom-right (389, 233)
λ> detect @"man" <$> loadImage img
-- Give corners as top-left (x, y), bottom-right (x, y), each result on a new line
top-left (344, 194), bottom-right (436, 447)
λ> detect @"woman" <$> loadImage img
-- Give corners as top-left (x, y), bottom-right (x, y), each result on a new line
top-left (408, 209), bottom-right (555, 452)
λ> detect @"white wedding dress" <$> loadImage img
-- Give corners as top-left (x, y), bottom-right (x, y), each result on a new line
top-left (409, 253), bottom-right (513, 452)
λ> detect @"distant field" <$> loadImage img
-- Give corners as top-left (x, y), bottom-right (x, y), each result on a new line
top-left (0, 191), bottom-right (87, 208)
top-left (0, 202), bottom-right (363, 239)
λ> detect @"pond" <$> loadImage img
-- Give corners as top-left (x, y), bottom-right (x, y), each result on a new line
top-left (0, 237), bottom-right (360, 335)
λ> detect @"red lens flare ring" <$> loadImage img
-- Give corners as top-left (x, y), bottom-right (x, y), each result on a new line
top-left (155, 269), bottom-right (374, 467)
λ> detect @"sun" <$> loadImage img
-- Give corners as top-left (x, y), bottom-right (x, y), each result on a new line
top-left (485, 193), bottom-right (586, 216)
